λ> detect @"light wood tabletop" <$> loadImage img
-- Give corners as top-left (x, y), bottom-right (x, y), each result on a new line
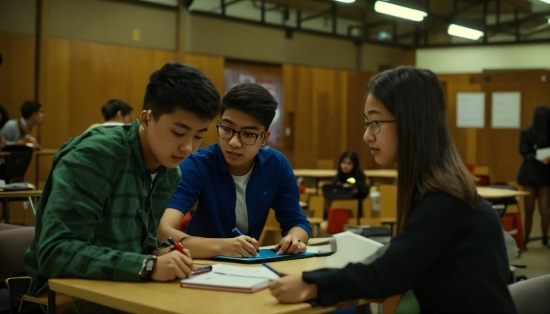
top-left (0, 189), bottom-right (42, 224)
top-left (476, 186), bottom-right (529, 199)
top-left (293, 169), bottom-right (397, 179)
top-left (48, 256), bottom-right (335, 314)
top-left (0, 189), bottom-right (42, 198)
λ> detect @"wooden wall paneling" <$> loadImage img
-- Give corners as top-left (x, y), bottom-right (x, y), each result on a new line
top-left (0, 33), bottom-right (36, 119)
top-left (282, 64), bottom-right (297, 163)
top-left (184, 53), bottom-right (225, 148)
top-left (40, 38), bottom-right (71, 150)
top-left (478, 70), bottom-right (550, 184)
top-left (40, 39), bottom-right (178, 151)
top-left (0, 32), bottom-right (36, 223)
top-left (437, 74), bottom-right (482, 165)
top-left (313, 67), bottom-right (340, 165)
top-left (344, 70), bottom-right (374, 170)
top-left (288, 65), bottom-right (315, 169)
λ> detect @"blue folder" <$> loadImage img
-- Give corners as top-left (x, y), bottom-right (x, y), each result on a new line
top-left (211, 248), bottom-right (326, 264)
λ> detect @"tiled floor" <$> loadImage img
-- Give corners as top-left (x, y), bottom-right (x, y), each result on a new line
top-left (512, 238), bottom-right (550, 280)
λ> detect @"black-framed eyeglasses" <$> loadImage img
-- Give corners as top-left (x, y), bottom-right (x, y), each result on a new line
top-left (364, 120), bottom-right (396, 134)
top-left (216, 122), bottom-right (266, 146)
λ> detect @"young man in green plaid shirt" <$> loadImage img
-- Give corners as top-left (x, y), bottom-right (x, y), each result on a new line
top-left (24, 61), bottom-right (220, 297)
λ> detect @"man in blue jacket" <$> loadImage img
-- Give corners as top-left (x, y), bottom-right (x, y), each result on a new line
top-left (158, 83), bottom-right (311, 258)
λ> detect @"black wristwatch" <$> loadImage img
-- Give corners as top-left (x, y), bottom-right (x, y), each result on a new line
top-left (139, 255), bottom-right (157, 281)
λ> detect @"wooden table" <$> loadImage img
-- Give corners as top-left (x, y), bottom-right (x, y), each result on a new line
top-left (476, 187), bottom-right (529, 199)
top-left (0, 148), bottom-right (58, 187)
top-left (0, 189), bottom-right (42, 224)
top-left (294, 169), bottom-right (398, 193)
top-left (48, 256), bottom-right (335, 314)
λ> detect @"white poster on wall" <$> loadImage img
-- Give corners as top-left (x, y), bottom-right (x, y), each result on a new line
top-left (456, 92), bottom-right (485, 128)
top-left (491, 92), bottom-right (521, 129)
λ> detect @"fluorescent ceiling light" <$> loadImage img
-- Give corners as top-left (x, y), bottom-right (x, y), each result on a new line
top-left (374, 1), bottom-right (427, 22)
top-left (447, 24), bottom-right (484, 40)
top-left (334, 0), bottom-right (356, 3)
top-left (539, 0), bottom-right (550, 4)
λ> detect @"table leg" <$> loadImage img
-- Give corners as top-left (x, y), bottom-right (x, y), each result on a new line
top-left (48, 290), bottom-right (56, 314)
top-left (35, 154), bottom-right (39, 187)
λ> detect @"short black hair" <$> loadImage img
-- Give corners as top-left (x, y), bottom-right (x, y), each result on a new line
top-left (20, 100), bottom-right (42, 119)
top-left (221, 83), bottom-right (278, 129)
top-left (143, 61), bottom-right (220, 121)
top-left (101, 99), bottom-right (133, 121)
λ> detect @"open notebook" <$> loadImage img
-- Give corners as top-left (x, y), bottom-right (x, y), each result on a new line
top-left (180, 264), bottom-right (280, 293)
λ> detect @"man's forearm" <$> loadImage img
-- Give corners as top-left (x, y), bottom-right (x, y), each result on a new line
top-left (180, 236), bottom-right (224, 259)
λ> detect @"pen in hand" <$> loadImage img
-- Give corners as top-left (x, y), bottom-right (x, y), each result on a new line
top-left (168, 237), bottom-right (211, 276)
top-left (168, 237), bottom-right (185, 255)
top-left (261, 262), bottom-right (283, 277)
top-left (232, 228), bottom-right (261, 257)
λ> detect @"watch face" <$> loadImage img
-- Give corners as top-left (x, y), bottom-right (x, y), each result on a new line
top-left (146, 259), bottom-right (155, 271)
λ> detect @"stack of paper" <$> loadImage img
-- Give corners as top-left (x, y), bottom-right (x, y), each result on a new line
top-left (536, 147), bottom-right (550, 161)
top-left (325, 231), bottom-right (384, 268)
top-left (180, 264), bottom-right (280, 293)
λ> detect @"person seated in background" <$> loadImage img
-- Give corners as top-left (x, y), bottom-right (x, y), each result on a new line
top-left (24, 62), bottom-right (221, 304)
top-left (267, 66), bottom-right (516, 313)
top-left (86, 98), bottom-right (133, 131)
top-left (158, 82), bottom-right (312, 259)
top-left (332, 150), bottom-right (369, 200)
top-left (0, 100), bottom-right (44, 149)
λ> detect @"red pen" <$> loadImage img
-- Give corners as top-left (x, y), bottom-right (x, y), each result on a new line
top-left (168, 237), bottom-right (185, 255)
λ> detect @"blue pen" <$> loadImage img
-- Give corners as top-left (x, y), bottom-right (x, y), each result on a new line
top-left (232, 228), bottom-right (261, 257)
top-left (261, 262), bottom-right (283, 277)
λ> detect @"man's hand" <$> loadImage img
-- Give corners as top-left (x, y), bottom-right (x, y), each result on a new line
top-left (275, 235), bottom-right (306, 254)
top-left (151, 249), bottom-right (193, 281)
top-left (268, 274), bottom-right (318, 303)
top-left (25, 134), bottom-right (41, 150)
top-left (218, 236), bottom-right (259, 257)
top-left (152, 246), bottom-right (175, 256)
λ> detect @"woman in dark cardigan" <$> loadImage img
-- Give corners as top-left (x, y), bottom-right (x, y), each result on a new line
top-left (268, 66), bottom-right (517, 313)
top-left (517, 105), bottom-right (550, 249)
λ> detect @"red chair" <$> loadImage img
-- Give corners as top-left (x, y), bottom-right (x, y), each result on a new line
top-left (177, 212), bottom-right (192, 231)
top-left (326, 208), bottom-right (350, 234)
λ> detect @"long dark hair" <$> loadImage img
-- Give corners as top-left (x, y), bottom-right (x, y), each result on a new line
top-left (367, 66), bottom-right (477, 233)
top-left (334, 150), bottom-right (364, 183)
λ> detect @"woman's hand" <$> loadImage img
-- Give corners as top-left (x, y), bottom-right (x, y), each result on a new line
top-left (268, 274), bottom-right (318, 303)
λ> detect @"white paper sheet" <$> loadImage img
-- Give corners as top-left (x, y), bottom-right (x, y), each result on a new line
top-left (456, 92), bottom-right (485, 128)
top-left (325, 231), bottom-right (384, 268)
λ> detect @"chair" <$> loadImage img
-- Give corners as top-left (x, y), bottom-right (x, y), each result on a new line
top-left (379, 184), bottom-right (398, 235)
top-left (473, 165), bottom-right (491, 186)
top-left (0, 224), bottom-right (75, 314)
top-left (1, 145), bottom-right (34, 184)
top-left (1, 145), bottom-right (35, 224)
top-left (258, 209), bottom-right (282, 246)
top-left (487, 183), bottom-right (524, 251)
top-left (177, 212), bottom-right (192, 232)
top-left (307, 195), bottom-right (327, 236)
top-left (508, 274), bottom-right (550, 313)
top-left (326, 208), bottom-right (350, 234)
